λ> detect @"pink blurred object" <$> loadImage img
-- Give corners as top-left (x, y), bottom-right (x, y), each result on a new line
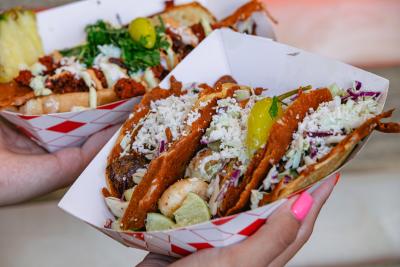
top-left (264, 0), bottom-right (400, 67)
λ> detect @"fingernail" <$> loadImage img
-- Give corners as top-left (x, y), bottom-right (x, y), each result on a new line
top-left (291, 191), bottom-right (313, 221)
top-left (334, 173), bottom-right (341, 185)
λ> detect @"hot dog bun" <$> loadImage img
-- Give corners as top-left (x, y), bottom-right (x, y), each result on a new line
top-left (18, 89), bottom-right (119, 115)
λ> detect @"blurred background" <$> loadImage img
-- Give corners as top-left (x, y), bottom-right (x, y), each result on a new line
top-left (0, 0), bottom-right (399, 266)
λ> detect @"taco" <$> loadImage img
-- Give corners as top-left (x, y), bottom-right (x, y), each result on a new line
top-left (104, 76), bottom-right (251, 230)
top-left (250, 83), bottom-right (399, 208)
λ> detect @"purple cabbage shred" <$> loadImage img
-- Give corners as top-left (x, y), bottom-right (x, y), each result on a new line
top-left (354, 81), bottom-right (362, 91)
top-left (231, 169), bottom-right (241, 187)
top-left (159, 140), bottom-right (165, 154)
top-left (216, 169), bottom-right (242, 202)
top-left (283, 175), bottom-right (292, 184)
top-left (200, 139), bottom-right (208, 145)
top-left (104, 219), bottom-right (113, 229)
top-left (306, 131), bottom-right (333, 137)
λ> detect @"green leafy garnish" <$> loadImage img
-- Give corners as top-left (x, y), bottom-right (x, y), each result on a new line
top-left (60, 20), bottom-right (169, 73)
top-left (269, 96), bottom-right (279, 118)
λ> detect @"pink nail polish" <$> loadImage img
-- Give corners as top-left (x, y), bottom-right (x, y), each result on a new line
top-left (291, 191), bottom-right (313, 221)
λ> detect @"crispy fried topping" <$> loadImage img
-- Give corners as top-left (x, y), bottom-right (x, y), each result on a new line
top-left (14, 70), bottom-right (33, 87)
top-left (90, 68), bottom-right (108, 88)
top-left (114, 78), bottom-right (146, 99)
top-left (38, 55), bottom-right (59, 75)
top-left (46, 72), bottom-right (89, 94)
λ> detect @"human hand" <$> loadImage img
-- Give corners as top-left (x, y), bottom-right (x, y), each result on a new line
top-left (0, 118), bottom-right (120, 205)
top-left (137, 173), bottom-right (339, 267)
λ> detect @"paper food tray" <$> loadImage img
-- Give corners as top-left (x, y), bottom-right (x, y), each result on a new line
top-left (58, 29), bottom-right (389, 257)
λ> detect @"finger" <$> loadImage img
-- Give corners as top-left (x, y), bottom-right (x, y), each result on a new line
top-left (224, 190), bottom-right (314, 267)
top-left (136, 253), bottom-right (176, 267)
top-left (51, 124), bottom-right (121, 190)
top-left (80, 124), bottom-right (120, 165)
top-left (269, 173), bottom-right (339, 267)
top-left (0, 124), bottom-right (121, 205)
top-left (0, 119), bottom-right (44, 154)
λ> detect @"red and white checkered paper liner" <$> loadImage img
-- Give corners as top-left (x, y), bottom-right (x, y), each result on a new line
top-left (59, 27), bottom-right (389, 257)
top-left (107, 197), bottom-right (287, 257)
top-left (0, 98), bottom-right (139, 152)
top-left (104, 178), bottom-right (328, 257)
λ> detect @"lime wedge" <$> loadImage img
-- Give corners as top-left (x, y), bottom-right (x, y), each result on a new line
top-left (173, 192), bottom-right (211, 227)
top-left (123, 187), bottom-right (134, 201)
top-left (145, 213), bottom-right (176, 232)
top-left (111, 219), bottom-right (122, 231)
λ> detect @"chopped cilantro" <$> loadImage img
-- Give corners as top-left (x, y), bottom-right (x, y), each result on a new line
top-left (60, 20), bottom-right (169, 73)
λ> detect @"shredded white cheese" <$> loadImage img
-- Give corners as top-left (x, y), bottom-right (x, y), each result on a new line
top-left (201, 97), bottom-right (251, 169)
top-left (30, 62), bottom-right (47, 76)
top-left (131, 93), bottom-right (198, 160)
top-left (283, 96), bottom-right (379, 171)
top-left (186, 110), bottom-right (201, 126)
top-left (186, 94), bottom-right (259, 186)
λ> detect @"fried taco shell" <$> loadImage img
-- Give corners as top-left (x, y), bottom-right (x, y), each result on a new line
top-left (218, 88), bottom-right (333, 216)
top-left (262, 109), bottom-right (400, 203)
top-left (119, 81), bottom-right (243, 230)
top-left (105, 76), bottom-right (185, 198)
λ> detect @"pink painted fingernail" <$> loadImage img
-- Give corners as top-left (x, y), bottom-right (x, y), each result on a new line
top-left (291, 191), bottom-right (313, 221)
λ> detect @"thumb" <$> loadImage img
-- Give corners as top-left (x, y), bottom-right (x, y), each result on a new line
top-left (228, 192), bottom-right (313, 267)
top-left (51, 124), bottom-right (121, 190)
top-left (80, 124), bottom-right (121, 165)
